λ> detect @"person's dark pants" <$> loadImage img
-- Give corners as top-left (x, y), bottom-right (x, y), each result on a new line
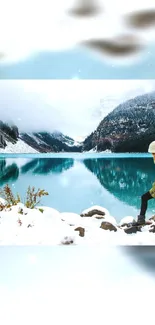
top-left (140, 191), bottom-right (153, 217)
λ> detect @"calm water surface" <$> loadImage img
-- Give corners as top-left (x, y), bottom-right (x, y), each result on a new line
top-left (0, 153), bottom-right (154, 222)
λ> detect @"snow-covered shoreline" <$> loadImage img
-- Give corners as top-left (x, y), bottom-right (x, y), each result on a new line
top-left (0, 139), bottom-right (151, 155)
top-left (0, 201), bottom-right (155, 245)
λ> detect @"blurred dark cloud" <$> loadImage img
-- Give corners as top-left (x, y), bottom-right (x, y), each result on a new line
top-left (81, 34), bottom-right (144, 57)
top-left (125, 10), bottom-right (155, 29)
top-left (68, 0), bottom-right (101, 17)
top-left (0, 0), bottom-right (155, 66)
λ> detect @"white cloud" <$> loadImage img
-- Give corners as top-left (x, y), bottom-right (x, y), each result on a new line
top-left (0, 0), bottom-right (155, 64)
top-left (0, 79), bottom-right (155, 138)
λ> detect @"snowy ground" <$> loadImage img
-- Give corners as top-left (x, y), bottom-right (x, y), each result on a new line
top-left (0, 140), bottom-right (38, 153)
top-left (0, 200), bottom-right (155, 245)
top-left (0, 245), bottom-right (155, 325)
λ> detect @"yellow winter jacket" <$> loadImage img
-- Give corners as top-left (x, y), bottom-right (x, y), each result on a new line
top-left (149, 182), bottom-right (155, 198)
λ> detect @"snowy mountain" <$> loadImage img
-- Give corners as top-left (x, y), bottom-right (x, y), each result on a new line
top-left (50, 131), bottom-right (81, 147)
top-left (0, 122), bottom-right (83, 153)
top-left (0, 119), bottom-right (82, 153)
top-left (19, 132), bottom-right (82, 153)
top-left (1, 91), bottom-right (155, 153)
top-left (82, 91), bottom-right (155, 152)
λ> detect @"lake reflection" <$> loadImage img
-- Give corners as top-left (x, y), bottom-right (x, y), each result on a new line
top-left (83, 158), bottom-right (155, 210)
top-left (0, 156), bottom-right (154, 220)
top-left (21, 158), bottom-right (74, 174)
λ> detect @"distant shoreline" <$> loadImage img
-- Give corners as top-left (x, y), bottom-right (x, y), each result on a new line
top-left (0, 152), bottom-right (151, 156)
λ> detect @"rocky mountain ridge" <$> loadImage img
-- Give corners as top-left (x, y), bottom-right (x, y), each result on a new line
top-left (82, 91), bottom-right (155, 152)
top-left (0, 121), bottom-right (19, 148)
top-left (0, 123), bottom-right (82, 153)
top-left (19, 132), bottom-right (82, 153)
top-left (1, 91), bottom-right (155, 153)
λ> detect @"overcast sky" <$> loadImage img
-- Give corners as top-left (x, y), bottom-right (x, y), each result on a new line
top-left (1, 0), bottom-right (155, 64)
top-left (0, 80), bottom-right (155, 140)
top-left (1, 1), bottom-right (155, 79)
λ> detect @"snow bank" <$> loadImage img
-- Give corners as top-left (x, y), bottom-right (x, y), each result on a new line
top-left (81, 205), bottom-right (110, 217)
top-left (119, 216), bottom-right (136, 226)
top-left (0, 202), bottom-right (155, 245)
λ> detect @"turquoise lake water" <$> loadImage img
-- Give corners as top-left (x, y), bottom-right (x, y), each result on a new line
top-left (0, 153), bottom-right (155, 222)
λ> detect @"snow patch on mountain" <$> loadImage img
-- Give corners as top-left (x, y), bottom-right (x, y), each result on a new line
top-left (0, 139), bottom-right (39, 153)
top-left (51, 131), bottom-right (81, 147)
top-left (84, 146), bottom-right (112, 153)
top-left (27, 133), bottom-right (43, 145)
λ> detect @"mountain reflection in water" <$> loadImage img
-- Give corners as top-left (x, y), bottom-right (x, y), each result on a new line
top-left (0, 156), bottom-right (154, 215)
top-left (83, 158), bottom-right (155, 209)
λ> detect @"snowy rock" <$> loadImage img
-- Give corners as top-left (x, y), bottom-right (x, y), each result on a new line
top-left (92, 214), bottom-right (105, 219)
top-left (80, 205), bottom-right (110, 217)
top-left (74, 227), bottom-right (85, 237)
top-left (0, 202), bottom-right (155, 244)
top-left (100, 221), bottom-right (117, 232)
top-left (124, 226), bottom-right (140, 234)
top-left (149, 215), bottom-right (155, 222)
top-left (104, 215), bottom-right (117, 225)
top-left (60, 236), bottom-right (75, 245)
top-left (149, 224), bottom-right (155, 233)
top-left (119, 216), bottom-right (136, 227)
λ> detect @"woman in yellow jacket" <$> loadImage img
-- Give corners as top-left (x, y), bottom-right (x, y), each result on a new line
top-left (137, 141), bottom-right (155, 224)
